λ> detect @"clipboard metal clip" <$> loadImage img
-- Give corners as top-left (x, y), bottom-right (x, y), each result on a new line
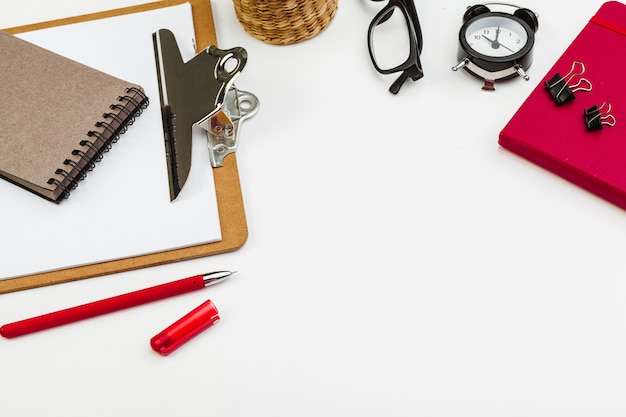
top-left (153, 29), bottom-right (259, 201)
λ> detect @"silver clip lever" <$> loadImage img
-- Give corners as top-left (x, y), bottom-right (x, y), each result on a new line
top-left (199, 86), bottom-right (259, 167)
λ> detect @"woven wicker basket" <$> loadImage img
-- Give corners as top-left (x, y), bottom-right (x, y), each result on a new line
top-left (233, 0), bottom-right (338, 45)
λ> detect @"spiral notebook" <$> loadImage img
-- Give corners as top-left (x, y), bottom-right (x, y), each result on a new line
top-left (0, 31), bottom-right (148, 203)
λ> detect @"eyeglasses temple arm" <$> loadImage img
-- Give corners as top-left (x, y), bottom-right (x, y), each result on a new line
top-left (389, 71), bottom-right (409, 94)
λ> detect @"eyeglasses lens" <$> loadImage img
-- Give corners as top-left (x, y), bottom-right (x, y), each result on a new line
top-left (370, 6), bottom-right (411, 71)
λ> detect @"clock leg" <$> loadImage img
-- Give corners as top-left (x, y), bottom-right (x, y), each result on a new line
top-left (515, 65), bottom-right (530, 81)
top-left (482, 79), bottom-right (495, 91)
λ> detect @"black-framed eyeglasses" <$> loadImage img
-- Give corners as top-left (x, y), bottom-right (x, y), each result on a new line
top-left (367, 0), bottom-right (424, 94)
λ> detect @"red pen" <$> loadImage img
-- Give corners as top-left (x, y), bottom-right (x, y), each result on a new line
top-left (0, 271), bottom-right (234, 338)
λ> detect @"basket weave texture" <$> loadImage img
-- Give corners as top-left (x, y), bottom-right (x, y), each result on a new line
top-left (233, 0), bottom-right (338, 45)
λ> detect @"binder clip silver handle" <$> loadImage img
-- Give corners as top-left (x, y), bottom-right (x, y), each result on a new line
top-left (199, 87), bottom-right (259, 167)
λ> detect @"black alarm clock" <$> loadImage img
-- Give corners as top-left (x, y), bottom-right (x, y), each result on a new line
top-left (452, 3), bottom-right (539, 90)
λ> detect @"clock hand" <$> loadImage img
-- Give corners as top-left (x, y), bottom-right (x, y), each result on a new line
top-left (482, 34), bottom-right (494, 43)
top-left (496, 28), bottom-right (519, 54)
top-left (481, 34), bottom-right (515, 53)
top-left (481, 34), bottom-right (499, 48)
top-left (497, 41), bottom-right (515, 54)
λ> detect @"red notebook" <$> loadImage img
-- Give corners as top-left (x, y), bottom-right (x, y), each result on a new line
top-left (499, 1), bottom-right (626, 209)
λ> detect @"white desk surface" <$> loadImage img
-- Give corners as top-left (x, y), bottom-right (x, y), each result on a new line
top-left (2, 1), bottom-right (626, 416)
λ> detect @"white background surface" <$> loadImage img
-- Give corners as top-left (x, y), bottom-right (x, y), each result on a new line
top-left (2, 1), bottom-right (626, 416)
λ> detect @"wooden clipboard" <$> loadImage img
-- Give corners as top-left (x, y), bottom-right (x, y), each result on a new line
top-left (0, 0), bottom-right (247, 294)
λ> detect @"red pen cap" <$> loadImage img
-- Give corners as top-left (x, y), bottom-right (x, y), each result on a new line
top-left (150, 299), bottom-right (220, 356)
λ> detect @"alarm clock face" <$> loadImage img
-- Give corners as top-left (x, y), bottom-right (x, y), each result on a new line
top-left (464, 15), bottom-right (530, 58)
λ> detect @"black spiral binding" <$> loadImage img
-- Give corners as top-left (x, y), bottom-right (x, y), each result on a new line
top-left (47, 87), bottom-right (149, 201)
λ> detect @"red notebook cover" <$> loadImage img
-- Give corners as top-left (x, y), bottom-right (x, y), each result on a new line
top-left (499, 1), bottom-right (626, 209)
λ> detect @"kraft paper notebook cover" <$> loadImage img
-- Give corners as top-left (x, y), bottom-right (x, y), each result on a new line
top-left (0, 0), bottom-right (247, 294)
top-left (0, 31), bottom-right (148, 203)
top-left (499, 1), bottom-right (626, 210)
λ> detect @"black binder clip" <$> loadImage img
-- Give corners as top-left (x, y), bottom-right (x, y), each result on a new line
top-left (544, 61), bottom-right (592, 106)
top-left (584, 102), bottom-right (616, 131)
top-left (153, 29), bottom-right (259, 201)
